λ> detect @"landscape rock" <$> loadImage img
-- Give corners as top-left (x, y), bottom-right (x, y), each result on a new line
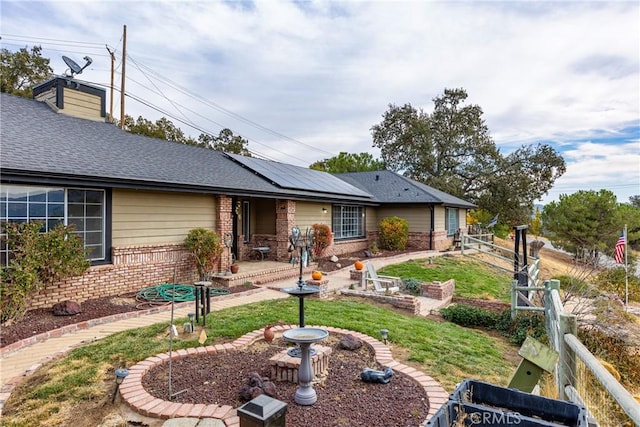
top-left (338, 334), bottom-right (363, 350)
top-left (330, 255), bottom-right (339, 263)
top-left (238, 372), bottom-right (277, 401)
top-left (52, 300), bottom-right (82, 316)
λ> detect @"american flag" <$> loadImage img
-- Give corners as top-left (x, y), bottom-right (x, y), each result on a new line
top-left (614, 230), bottom-right (626, 264)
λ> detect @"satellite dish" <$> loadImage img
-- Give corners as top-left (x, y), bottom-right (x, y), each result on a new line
top-left (62, 55), bottom-right (93, 77)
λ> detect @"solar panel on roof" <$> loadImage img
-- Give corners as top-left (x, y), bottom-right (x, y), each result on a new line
top-left (228, 154), bottom-right (372, 198)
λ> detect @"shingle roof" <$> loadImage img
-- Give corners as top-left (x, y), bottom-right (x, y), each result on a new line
top-left (0, 93), bottom-right (373, 203)
top-left (334, 170), bottom-right (476, 208)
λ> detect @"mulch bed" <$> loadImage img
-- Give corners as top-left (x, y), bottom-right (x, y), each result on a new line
top-left (142, 334), bottom-right (430, 426)
top-left (0, 285), bottom-right (255, 348)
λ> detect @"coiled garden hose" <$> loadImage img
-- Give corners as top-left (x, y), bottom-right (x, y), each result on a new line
top-left (135, 283), bottom-right (230, 309)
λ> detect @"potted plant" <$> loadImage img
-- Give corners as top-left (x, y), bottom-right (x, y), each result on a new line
top-left (184, 228), bottom-right (224, 281)
top-left (230, 262), bottom-right (239, 274)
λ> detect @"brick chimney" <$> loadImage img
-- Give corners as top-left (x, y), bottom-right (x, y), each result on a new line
top-left (32, 77), bottom-right (106, 122)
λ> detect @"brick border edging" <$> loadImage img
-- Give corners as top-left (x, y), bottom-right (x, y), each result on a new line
top-left (0, 287), bottom-right (267, 358)
top-left (119, 325), bottom-right (448, 427)
top-left (0, 288), bottom-right (270, 414)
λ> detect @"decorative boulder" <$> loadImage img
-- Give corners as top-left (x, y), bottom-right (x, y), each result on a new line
top-left (52, 300), bottom-right (82, 316)
top-left (330, 255), bottom-right (339, 263)
top-left (338, 334), bottom-right (363, 351)
top-left (238, 372), bottom-right (277, 401)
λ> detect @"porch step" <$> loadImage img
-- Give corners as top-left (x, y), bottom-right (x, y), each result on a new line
top-left (210, 262), bottom-right (318, 288)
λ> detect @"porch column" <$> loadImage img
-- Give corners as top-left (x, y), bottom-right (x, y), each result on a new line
top-left (276, 199), bottom-right (296, 261)
top-left (216, 195), bottom-right (233, 272)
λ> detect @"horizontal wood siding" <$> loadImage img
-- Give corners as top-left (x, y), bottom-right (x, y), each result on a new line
top-left (62, 88), bottom-right (103, 121)
top-left (375, 205), bottom-right (431, 232)
top-left (251, 198), bottom-right (276, 234)
top-left (112, 189), bottom-right (215, 246)
top-left (295, 201), bottom-right (331, 231)
top-left (458, 208), bottom-right (468, 230)
top-left (34, 89), bottom-right (56, 105)
top-left (434, 205), bottom-right (446, 231)
top-left (365, 207), bottom-right (377, 232)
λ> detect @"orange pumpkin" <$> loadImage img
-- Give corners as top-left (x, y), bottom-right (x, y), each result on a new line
top-left (354, 260), bottom-right (364, 271)
top-left (311, 270), bottom-right (323, 280)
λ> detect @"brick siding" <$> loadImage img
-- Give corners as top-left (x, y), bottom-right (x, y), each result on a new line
top-left (28, 244), bottom-right (198, 310)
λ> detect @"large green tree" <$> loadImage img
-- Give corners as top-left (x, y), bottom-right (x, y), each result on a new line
top-left (197, 128), bottom-right (251, 156)
top-left (371, 88), bottom-right (566, 224)
top-left (541, 190), bottom-right (633, 263)
top-left (122, 115), bottom-right (194, 144)
top-left (120, 115), bottom-right (251, 155)
top-left (309, 152), bottom-right (385, 173)
top-left (0, 46), bottom-right (53, 97)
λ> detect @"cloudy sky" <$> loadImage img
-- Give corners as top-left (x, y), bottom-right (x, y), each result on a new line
top-left (2, 1), bottom-right (638, 205)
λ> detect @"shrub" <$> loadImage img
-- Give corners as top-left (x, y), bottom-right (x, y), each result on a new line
top-left (554, 274), bottom-right (600, 299)
top-left (440, 303), bottom-right (546, 345)
top-left (378, 216), bottom-right (408, 250)
top-left (493, 224), bottom-right (511, 239)
top-left (184, 228), bottom-right (223, 280)
top-left (594, 265), bottom-right (639, 302)
top-left (440, 304), bottom-right (499, 328)
top-left (495, 309), bottom-right (546, 345)
top-left (1, 221), bottom-right (90, 323)
top-left (311, 223), bottom-right (333, 257)
top-left (402, 277), bottom-right (423, 296)
top-left (578, 326), bottom-right (640, 387)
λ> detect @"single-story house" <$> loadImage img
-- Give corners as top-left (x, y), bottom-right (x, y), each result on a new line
top-left (0, 76), bottom-right (474, 309)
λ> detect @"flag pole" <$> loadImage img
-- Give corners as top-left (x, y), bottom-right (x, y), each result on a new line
top-left (624, 224), bottom-right (628, 308)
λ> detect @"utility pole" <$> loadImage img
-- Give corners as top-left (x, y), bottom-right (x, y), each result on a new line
top-left (120, 24), bottom-right (127, 129)
top-left (106, 45), bottom-right (115, 123)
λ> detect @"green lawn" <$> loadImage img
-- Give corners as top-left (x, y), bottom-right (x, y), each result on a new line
top-left (3, 298), bottom-right (518, 426)
top-left (379, 255), bottom-right (512, 300)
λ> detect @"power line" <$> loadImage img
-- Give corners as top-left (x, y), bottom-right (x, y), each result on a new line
top-left (0, 41), bottom-right (110, 58)
top-left (125, 91), bottom-right (309, 164)
top-left (3, 33), bottom-right (340, 163)
top-left (129, 57), bottom-right (337, 157)
top-left (127, 55), bottom-right (196, 129)
top-left (110, 72), bottom-right (315, 165)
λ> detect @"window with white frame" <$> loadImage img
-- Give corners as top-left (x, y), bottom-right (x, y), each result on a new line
top-left (332, 205), bottom-right (365, 239)
top-left (0, 185), bottom-right (105, 266)
top-left (445, 207), bottom-right (459, 237)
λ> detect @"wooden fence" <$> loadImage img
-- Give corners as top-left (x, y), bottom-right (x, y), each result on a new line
top-left (513, 279), bottom-right (640, 425)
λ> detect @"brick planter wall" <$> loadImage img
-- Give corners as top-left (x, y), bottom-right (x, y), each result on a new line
top-left (350, 269), bottom-right (365, 288)
top-left (306, 278), bottom-right (329, 299)
top-left (422, 279), bottom-right (455, 301)
top-left (269, 345), bottom-right (332, 383)
top-left (340, 289), bottom-right (420, 315)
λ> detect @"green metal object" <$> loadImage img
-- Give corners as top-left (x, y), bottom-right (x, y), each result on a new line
top-left (136, 283), bottom-right (230, 304)
top-left (508, 336), bottom-right (558, 392)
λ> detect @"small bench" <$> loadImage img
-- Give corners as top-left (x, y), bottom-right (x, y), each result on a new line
top-left (252, 246), bottom-right (271, 261)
